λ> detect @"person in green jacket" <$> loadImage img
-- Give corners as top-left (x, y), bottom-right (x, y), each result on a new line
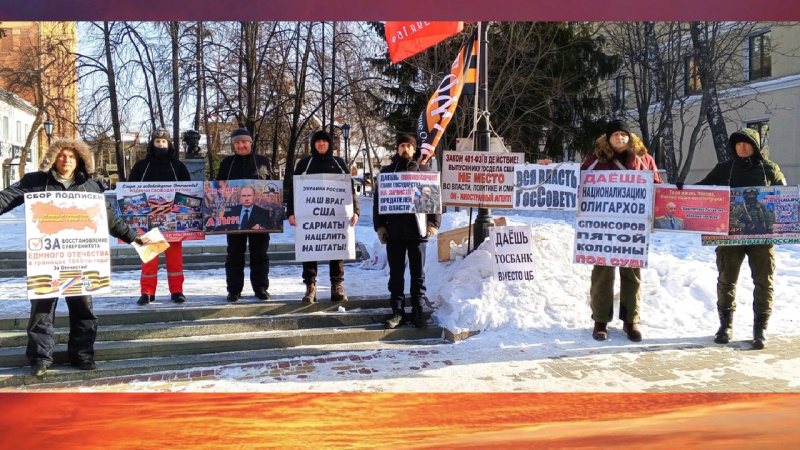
top-left (697, 127), bottom-right (786, 349)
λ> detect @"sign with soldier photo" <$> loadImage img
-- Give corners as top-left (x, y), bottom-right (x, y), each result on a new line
top-left (702, 185), bottom-right (800, 246)
top-left (116, 181), bottom-right (205, 242)
top-left (293, 173), bottom-right (356, 262)
top-left (23, 192), bottom-right (112, 299)
top-left (203, 180), bottom-right (284, 234)
top-left (377, 172), bottom-right (441, 214)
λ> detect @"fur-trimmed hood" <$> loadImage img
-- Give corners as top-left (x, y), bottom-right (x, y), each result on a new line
top-left (38, 138), bottom-right (94, 174)
top-left (592, 132), bottom-right (648, 162)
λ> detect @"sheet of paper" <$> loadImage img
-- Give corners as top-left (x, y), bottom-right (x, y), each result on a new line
top-left (132, 228), bottom-right (170, 263)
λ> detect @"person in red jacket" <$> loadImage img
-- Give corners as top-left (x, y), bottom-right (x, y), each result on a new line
top-left (128, 128), bottom-right (192, 305)
top-left (580, 120), bottom-right (662, 342)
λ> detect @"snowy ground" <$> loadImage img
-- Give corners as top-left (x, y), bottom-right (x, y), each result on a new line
top-left (2, 196), bottom-right (800, 392)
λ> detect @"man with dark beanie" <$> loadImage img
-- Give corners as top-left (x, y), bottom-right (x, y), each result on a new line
top-left (580, 119), bottom-right (662, 342)
top-left (373, 134), bottom-right (441, 329)
top-left (216, 127), bottom-right (275, 302)
top-left (697, 127), bottom-right (785, 349)
top-left (128, 127), bottom-right (192, 305)
top-left (287, 130), bottom-right (360, 303)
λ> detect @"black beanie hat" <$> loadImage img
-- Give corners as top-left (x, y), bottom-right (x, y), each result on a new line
top-left (153, 127), bottom-right (170, 141)
top-left (230, 128), bottom-right (252, 143)
top-left (396, 134), bottom-right (417, 149)
top-left (605, 120), bottom-right (631, 142)
top-left (311, 130), bottom-right (333, 146)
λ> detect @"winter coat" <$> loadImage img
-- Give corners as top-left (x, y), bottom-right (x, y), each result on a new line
top-left (128, 141), bottom-right (191, 182)
top-left (580, 132), bottom-right (663, 184)
top-left (697, 127), bottom-right (786, 188)
top-left (373, 153), bottom-right (442, 241)
top-left (286, 133), bottom-right (360, 217)
top-left (0, 139), bottom-right (139, 244)
top-left (216, 152), bottom-right (274, 181)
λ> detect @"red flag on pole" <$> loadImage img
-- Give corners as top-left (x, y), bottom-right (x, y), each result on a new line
top-left (416, 30), bottom-right (478, 165)
top-left (385, 21), bottom-right (464, 64)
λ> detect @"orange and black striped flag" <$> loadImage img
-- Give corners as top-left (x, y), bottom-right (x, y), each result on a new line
top-left (461, 36), bottom-right (478, 96)
top-left (416, 30), bottom-right (478, 165)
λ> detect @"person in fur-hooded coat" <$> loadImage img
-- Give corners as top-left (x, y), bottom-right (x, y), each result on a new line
top-left (0, 138), bottom-right (142, 377)
top-left (579, 120), bottom-right (662, 344)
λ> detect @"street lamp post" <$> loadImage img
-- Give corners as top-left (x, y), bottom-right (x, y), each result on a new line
top-left (341, 122), bottom-right (350, 164)
top-left (42, 118), bottom-right (53, 146)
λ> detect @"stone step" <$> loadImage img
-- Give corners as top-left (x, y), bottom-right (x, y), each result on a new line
top-left (0, 297), bottom-right (391, 331)
top-left (0, 308), bottom-right (419, 348)
top-left (0, 243), bottom-right (361, 274)
top-left (0, 338), bottom-right (446, 389)
top-left (0, 324), bottom-right (444, 374)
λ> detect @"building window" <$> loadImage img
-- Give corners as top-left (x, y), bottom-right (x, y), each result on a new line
top-left (16, 121), bottom-right (21, 144)
top-left (684, 56), bottom-right (702, 95)
top-left (746, 120), bottom-right (769, 150)
top-left (749, 31), bottom-right (771, 80)
top-left (613, 75), bottom-right (628, 110)
top-left (2, 117), bottom-right (8, 141)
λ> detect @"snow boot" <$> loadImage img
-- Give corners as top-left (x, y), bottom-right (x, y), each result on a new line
top-left (623, 322), bottom-right (642, 342)
top-left (410, 307), bottom-right (428, 329)
top-left (171, 292), bottom-right (186, 304)
top-left (331, 282), bottom-right (348, 302)
top-left (714, 309), bottom-right (734, 344)
top-left (29, 363), bottom-right (47, 377)
top-left (592, 322), bottom-right (608, 341)
top-left (302, 283), bottom-right (317, 304)
top-left (752, 313), bottom-right (769, 350)
top-left (385, 309), bottom-right (406, 329)
top-left (137, 294), bottom-right (154, 305)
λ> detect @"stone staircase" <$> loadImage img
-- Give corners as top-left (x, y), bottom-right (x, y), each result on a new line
top-left (0, 295), bottom-right (446, 388)
top-left (0, 243), bottom-right (363, 276)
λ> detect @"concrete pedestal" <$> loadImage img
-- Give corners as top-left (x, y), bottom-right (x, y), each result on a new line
top-left (182, 158), bottom-right (207, 182)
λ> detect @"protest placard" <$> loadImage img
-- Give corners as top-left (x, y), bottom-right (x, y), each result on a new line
top-left (116, 181), bottom-right (205, 242)
top-left (293, 174), bottom-right (356, 262)
top-left (441, 151), bottom-right (523, 207)
top-left (204, 180), bottom-right (284, 234)
top-left (23, 192), bottom-right (112, 299)
top-left (653, 185), bottom-right (729, 234)
top-left (573, 171), bottom-right (654, 268)
top-left (702, 185), bottom-right (800, 246)
top-left (377, 172), bottom-right (441, 214)
top-left (491, 225), bottom-right (535, 282)
top-left (512, 162), bottom-right (579, 211)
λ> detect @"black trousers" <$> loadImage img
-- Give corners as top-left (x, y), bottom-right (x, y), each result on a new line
top-left (26, 296), bottom-right (97, 366)
top-left (386, 238), bottom-right (427, 311)
top-left (226, 233), bottom-right (270, 294)
top-left (302, 260), bottom-right (344, 285)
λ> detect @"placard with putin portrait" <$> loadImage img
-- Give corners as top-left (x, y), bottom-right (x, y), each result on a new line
top-left (203, 180), bottom-right (284, 234)
top-left (653, 184), bottom-right (730, 235)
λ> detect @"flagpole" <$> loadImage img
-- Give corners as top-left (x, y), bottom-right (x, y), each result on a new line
top-left (472, 21), bottom-right (492, 250)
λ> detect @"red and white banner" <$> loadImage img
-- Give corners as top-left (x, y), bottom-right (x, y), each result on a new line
top-left (385, 21), bottom-right (464, 64)
top-left (416, 30), bottom-right (478, 165)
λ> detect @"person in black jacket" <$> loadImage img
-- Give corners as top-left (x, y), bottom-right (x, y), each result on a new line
top-left (0, 138), bottom-right (144, 377)
top-left (696, 127), bottom-right (786, 349)
top-left (373, 134), bottom-right (441, 329)
top-left (128, 128), bottom-right (192, 305)
top-left (216, 128), bottom-right (275, 302)
top-left (287, 130), bottom-right (360, 303)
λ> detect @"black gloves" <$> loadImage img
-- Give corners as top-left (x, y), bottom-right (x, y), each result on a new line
top-left (133, 236), bottom-right (145, 245)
